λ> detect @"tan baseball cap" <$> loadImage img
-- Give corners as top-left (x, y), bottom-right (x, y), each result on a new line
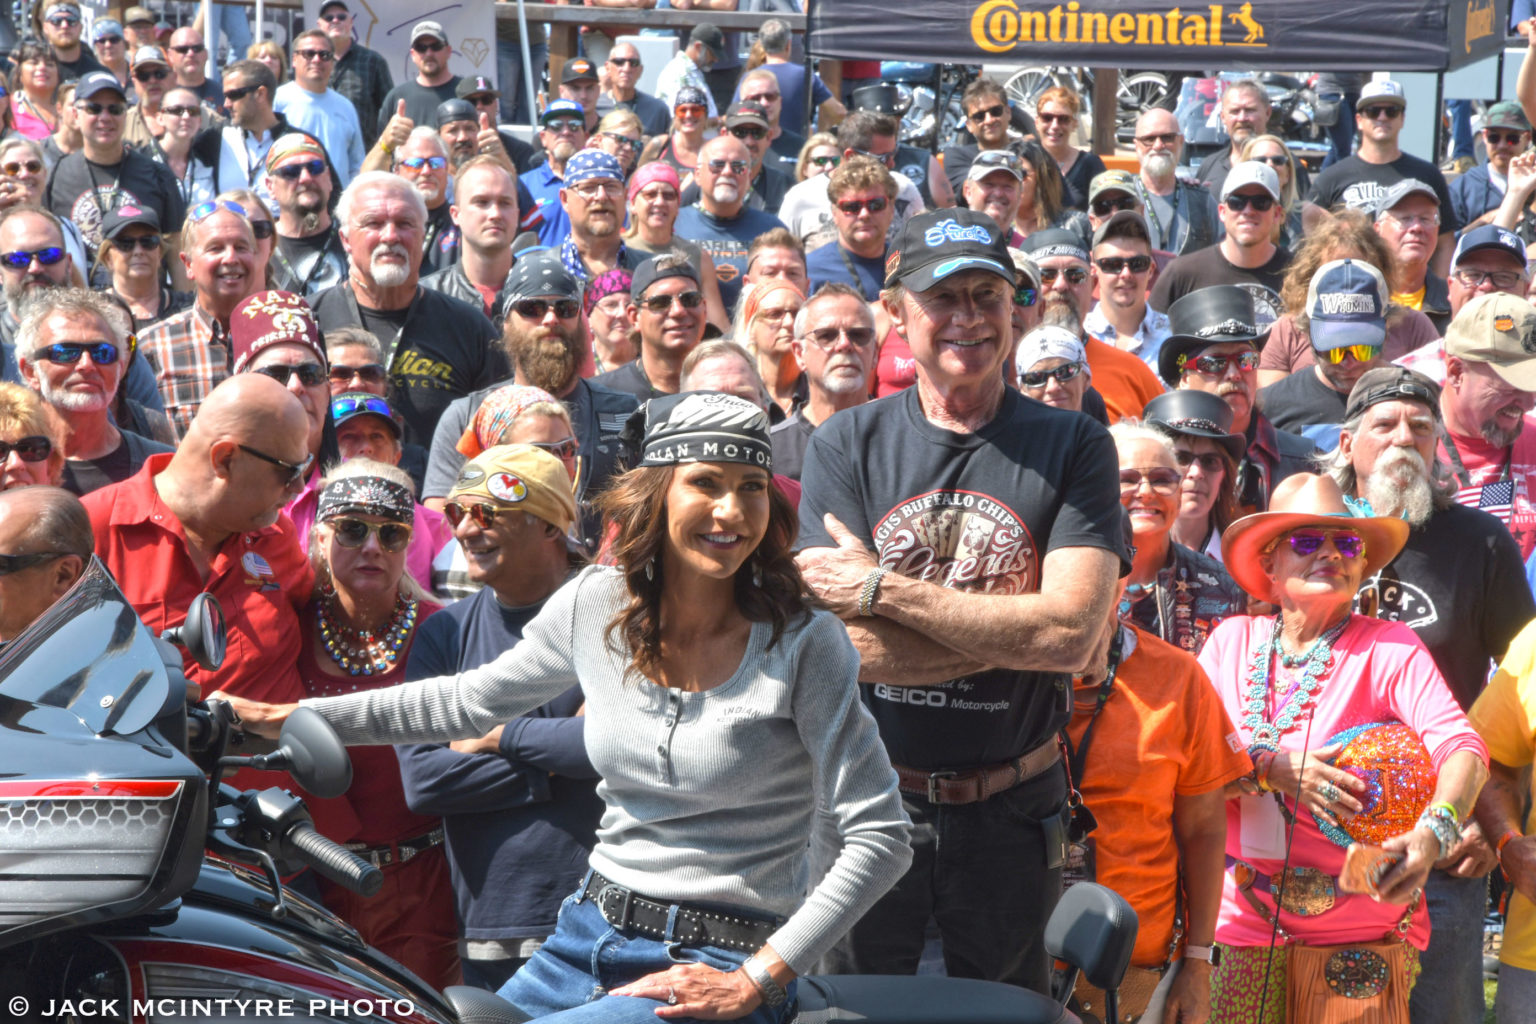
top-left (449, 444), bottom-right (576, 533)
top-left (1444, 292), bottom-right (1536, 391)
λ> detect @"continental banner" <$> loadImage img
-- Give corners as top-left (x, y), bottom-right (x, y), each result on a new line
top-left (808, 0), bottom-right (1506, 72)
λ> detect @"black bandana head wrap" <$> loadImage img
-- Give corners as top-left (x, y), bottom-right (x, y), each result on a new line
top-left (316, 474), bottom-right (414, 525)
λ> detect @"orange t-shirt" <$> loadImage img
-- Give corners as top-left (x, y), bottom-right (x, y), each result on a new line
top-left (1083, 336), bottom-right (1164, 423)
top-left (1065, 627), bottom-right (1251, 967)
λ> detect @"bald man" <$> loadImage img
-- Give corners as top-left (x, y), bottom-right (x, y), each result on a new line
top-left (83, 374), bottom-right (315, 703)
top-left (0, 486), bottom-right (92, 644)
top-left (673, 134), bottom-right (787, 314)
top-left (1132, 107), bottom-right (1218, 254)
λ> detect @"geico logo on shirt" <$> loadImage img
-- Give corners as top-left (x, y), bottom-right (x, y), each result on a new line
top-left (872, 684), bottom-right (948, 706)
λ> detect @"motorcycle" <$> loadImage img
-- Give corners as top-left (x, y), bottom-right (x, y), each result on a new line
top-left (879, 62), bottom-right (983, 153)
top-left (1175, 72), bottom-right (1335, 175)
top-left (0, 559), bottom-right (1139, 1024)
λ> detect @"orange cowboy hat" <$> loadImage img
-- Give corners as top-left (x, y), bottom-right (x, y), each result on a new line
top-left (1221, 473), bottom-right (1409, 602)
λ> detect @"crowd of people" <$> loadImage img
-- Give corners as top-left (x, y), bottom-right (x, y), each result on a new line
top-left (16, 3), bottom-right (1536, 1023)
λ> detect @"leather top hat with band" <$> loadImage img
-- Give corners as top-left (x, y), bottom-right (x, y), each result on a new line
top-left (1158, 284), bottom-right (1268, 386)
top-left (1143, 389), bottom-right (1246, 462)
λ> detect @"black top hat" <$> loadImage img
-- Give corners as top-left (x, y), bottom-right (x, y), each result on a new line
top-left (850, 83), bottom-right (901, 116)
top-left (1158, 285), bottom-right (1268, 385)
top-left (1143, 390), bottom-right (1246, 462)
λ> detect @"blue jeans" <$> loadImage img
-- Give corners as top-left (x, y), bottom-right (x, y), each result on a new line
top-left (1448, 99), bottom-right (1476, 161)
top-left (498, 37), bottom-right (548, 125)
top-left (499, 885), bottom-right (797, 1023)
top-left (210, 2), bottom-right (252, 64)
top-left (1320, 91), bottom-right (1359, 169)
top-left (1496, 961), bottom-right (1536, 1023)
top-left (1408, 869), bottom-right (1486, 1024)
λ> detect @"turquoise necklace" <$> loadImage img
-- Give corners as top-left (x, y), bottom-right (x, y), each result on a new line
top-left (1242, 615), bottom-right (1348, 755)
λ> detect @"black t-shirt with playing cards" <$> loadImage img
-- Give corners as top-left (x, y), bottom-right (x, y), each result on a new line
top-left (796, 385), bottom-right (1124, 770)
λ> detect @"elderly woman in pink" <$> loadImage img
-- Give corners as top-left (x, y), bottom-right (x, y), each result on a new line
top-left (1199, 473), bottom-right (1487, 1022)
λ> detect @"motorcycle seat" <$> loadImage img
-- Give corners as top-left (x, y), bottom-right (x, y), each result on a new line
top-left (1044, 883), bottom-right (1138, 993)
top-left (792, 976), bottom-right (1072, 1024)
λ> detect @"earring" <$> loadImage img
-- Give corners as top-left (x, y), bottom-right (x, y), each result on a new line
top-left (645, 558), bottom-right (655, 582)
top-left (752, 558), bottom-right (763, 587)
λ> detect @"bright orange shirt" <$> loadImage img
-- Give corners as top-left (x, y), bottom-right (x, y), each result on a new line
top-left (1083, 335), bottom-right (1165, 422)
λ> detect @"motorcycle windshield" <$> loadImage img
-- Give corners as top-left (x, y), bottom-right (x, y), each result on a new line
top-left (0, 556), bottom-right (171, 737)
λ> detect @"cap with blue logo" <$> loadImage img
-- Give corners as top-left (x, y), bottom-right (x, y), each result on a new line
top-left (562, 149), bottom-right (624, 186)
top-left (1306, 259), bottom-right (1387, 353)
top-left (885, 208), bottom-right (1015, 293)
top-left (541, 98), bottom-right (585, 123)
top-left (1453, 223), bottom-right (1527, 270)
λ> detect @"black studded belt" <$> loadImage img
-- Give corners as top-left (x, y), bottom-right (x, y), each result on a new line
top-left (578, 870), bottom-right (782, 953)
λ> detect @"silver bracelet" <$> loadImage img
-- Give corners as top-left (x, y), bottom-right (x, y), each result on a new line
top-left (1415, 812), bottom-right (1459, 861)
top-left (857, 567), bottom-right (888, 617)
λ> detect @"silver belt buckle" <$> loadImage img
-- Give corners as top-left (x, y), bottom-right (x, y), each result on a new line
top-left (927, 770), bottom-right (956, 803)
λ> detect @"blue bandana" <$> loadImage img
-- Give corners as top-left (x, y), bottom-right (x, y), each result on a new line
top-left (562, 149), bottom-right (625, 187)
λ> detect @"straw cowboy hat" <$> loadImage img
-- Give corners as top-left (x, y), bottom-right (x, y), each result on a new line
top-left (1221, 473), bottom-right (1409, 602)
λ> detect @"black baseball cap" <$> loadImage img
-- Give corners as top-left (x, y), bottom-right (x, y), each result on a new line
top-left (884, 208), bottom-right (1014, 292)
top-left (76, 70), bottom-right (125, 102)
top-left (689, 24), bottom-right (726, 62)
top-left (631, 254), bottom-right (700, 301)
top-left (561, 58), bottom-right (598, 84)
top-left (101, 203), bottom-right (161, 241)
top-left (456, 75), bottom-right (498, 100)
top-left (1343, 366), bottom-right (1441, 424)
top-left (319, 0), bottom-right (348, 14)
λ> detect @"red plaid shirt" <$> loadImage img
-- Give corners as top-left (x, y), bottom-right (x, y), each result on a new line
top-left (138, 303), bottom-right (231, 439)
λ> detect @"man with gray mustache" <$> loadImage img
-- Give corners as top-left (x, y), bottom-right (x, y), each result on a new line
top-left (1332, 364), bottom-right (1533, 1024)
top-left (1130, 107), bottom-right (1217, 256)
top-left (311, 171), bottom-right (506, 444)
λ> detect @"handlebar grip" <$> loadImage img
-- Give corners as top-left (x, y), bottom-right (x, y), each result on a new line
top-left (286, 821), bottom-right (383, 897)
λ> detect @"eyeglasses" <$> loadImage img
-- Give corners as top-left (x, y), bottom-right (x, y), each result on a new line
top-left (756, 304), bottom-right (799, 322)
top-left (1360, 104), bottom-right (1402, 120)
top-left (75, 101), bottom-right (126, 117)
top-left (1486, 130), bottom-right (1528, 146)
top-left (805, 325), bottom-right (876, 349)
top-left (0, 247), bottom-right (64, 268)
top-left (397, 155), bottom-right (447, 170)
top-left (0, 159), bottom-right (40, 177)
top-left (1174, 449), bottom-right (1226, 473)
top-left (543, 117), bottom-right (584, 133)
top-left (222, 84), bottom-right (260, 103)
top-left (1184, 350), bottom-right (1260, 375)
top-left (273, 158), bottom-right (327, 180)
top-left (570, 180), bottom-right (623, 199)
top-left (295, 49), bottom-right (334, 62)
top-left (188, 199), bottom-right (247, 223)
top-left (1223, 192), bottom-right (1277, 212)
top-left (46, 15), bottom-right (80, 26)
top-left (329, 363), bottom-right (387, 385)
top-left (412, 40), bottom-right (446, 53)
top-left (34, 341), bottom-right (119, 365)
top-left (706, 158), bottom-right (749, 175)
top-left (1095, 255), bottom-right (1152, 275)
top-left (835, 196), bottom-right (888, 216)
top-left (1013, 285), bottom-right (1038, 307)
top-left (134, 68), bottom-right (170, 82)
top-left (0, 435), bottom-right (52, 462)
top-left (1091, 195), bottom-right (1136, 217)
top-left (1039, 266), bottom-right (1088, 285)
top-left (512, 297), bottom-right (581, 320)
top-left (170, 44), bottom-right (206, 55)
top-left (1021, 362), bottom-right (1084, 388)
top-left (1252, 153), bottom-right (1289, 166)
top-left (1119, 467), bottom-right (1183, 492)
top-left (641, 290), bottom-right (705, 314)
top-left (636, 185), bottom-right (679, 203)
top-left (729, 125), bottom-right (767, 141)
top-left (0, 551), bottom-right (64, 575)
top-left (161, 104), bottom-right (200, 118)
top-left (528, 437), bottom-right (579, 460)
top-left (1135, 131), bottom-right (1179, 146)
top-left (809, 154), bottom-right (841, 169)
top-left (443, 500), bottom-right (520, 529)
top-left (1453, 267), bottom-right (1526, 289)
top-left (254, 362), bottom-right (326, 387)
top-left (320, 11), bottom-right (350, 21)
top-left (968, 103), bottom-right (1007, 123)
top-left (1381, 209), bottom-right (1440, 230)
top-left (1286, 530), bottom-right (1364, 559)
top-left (1323, 343), bottom-right (1382, 364)
top-left (327, 516), bottom-right (413, 552)
top-left (1037, 112), bottom-right (1074, 125)
top-left (238, 443), bottom-right (313, 485)
top-left (599, 131), bottom-right (638, 150)
top-left (114, 233), bottom-right (162, 251)
top-left (608, 56), bottom-right (641, 67)
top-left (850, 146), bottom-right (895, 168)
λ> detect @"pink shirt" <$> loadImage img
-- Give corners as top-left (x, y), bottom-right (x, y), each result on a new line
top-left (284, 471), bottom-right (453, 593)
top-left (1197, 614), bottom-right (1487, 950)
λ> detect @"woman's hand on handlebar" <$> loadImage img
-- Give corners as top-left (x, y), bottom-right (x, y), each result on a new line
top-left (205, 691), bottom-right (299, 739)
top-left (609, 962), bottom-right (764, 1020)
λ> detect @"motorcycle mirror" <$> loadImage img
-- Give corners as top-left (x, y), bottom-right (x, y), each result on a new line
top-left (161, 592), bottom-right (227, 671)
top-left (277, 707), bottom-right (353, 798)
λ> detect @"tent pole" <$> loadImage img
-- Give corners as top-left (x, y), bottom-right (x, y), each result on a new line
top-left (518, 0), bottom-right (536, 124)
top-left (202, 0), bottom-right (213, 76)
top-left (255, 0), bottom-right (264, 46)
top-left (802, 0), bottom-right (816, 136)
top-left (1433, 72), bottom-right (1445, 167)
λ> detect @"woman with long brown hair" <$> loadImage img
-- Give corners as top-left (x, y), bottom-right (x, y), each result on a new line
top-left (9, 41), bottom-right (58, 141)
top-left (216, 392), bottom-right (911, 1023)
top-left (1034, 84), bottom-right (1105, 212)
top-left (1015, 140), bottom-right (1090, 243)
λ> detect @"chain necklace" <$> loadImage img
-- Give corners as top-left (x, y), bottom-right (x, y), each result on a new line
top-left (317, 590), bottom-right (418, 676)
top-left (1242, 615), bottom-right (1349, 754)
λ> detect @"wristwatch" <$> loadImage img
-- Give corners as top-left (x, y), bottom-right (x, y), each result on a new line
top-left (740, 956), bottom-right (788, 1008)
top-left (1184, 944), bottom-right (1222, 967)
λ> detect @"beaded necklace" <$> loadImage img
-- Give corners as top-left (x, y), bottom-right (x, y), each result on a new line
top-left (317, 590), bottom-right (418, 676)
top-left (1242, 615), bottom-right (1348, 754)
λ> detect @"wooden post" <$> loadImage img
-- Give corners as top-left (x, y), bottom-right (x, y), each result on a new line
top-left (547, 23), bottom-right (578, 105)
top-left (1091, 67), bottom-right (1118, 156)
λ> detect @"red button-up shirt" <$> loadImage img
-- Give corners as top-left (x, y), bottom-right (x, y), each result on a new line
top-left (81, 453), bottom-right (314, 703)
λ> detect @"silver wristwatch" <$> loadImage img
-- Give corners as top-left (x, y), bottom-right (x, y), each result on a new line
top-left (740, 956), bottom-right (787, 1008)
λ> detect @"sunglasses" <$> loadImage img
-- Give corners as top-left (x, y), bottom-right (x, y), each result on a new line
top-left (641, 290), bottom-right (705, 314)
top-left (114, 233), bottom-right (161, 251)
top-left (34, 341), bottom-right (118, 365)
top-left (1323, 343), bottom-right (1383, 364)
top-left (1095, 255), bottom-right (1152, 275)
top-left (968, 103), bottom-right (1007, 123)
top-left (0, 247), bottom-right (64, 269)
top-left (0, 159), bottom-right (40, 176)
top-left (805, 325), bottom-right (876, 349)
top-left (608, 56), bottom-right (640, 67)
top-left (1021, 362), bottom-right (1084, 388)
top-left (1039, 266), bottom-right (1088, 285)
top-left (329, 362), bottom-right (387, 385)
top-left (850, 146), bottom-right (895, 167)
top-left (1286, 530), bottom-right (1364, 559)
top-left (511, 297), bottom-right (581, 321)
top-left (134, 67), bottom-right (170, 82)
top-left (1013, 285), bottom-right (1038, 307)
top-left (1118, 467), bottom-right (1183, 492)
top-left (251, 219), bottom-right (274, 240)
top-left (412, 40), bottom-right (446, 53)
top-left (599, 130), bottom-right (638, 150)
top-left (254, 362), bottom-right (326, 387)
top-left (675, 104), bottom-right (707, 117)
top-left (76, 101), bottom-right (125, 117)
top-left (189, 199), bottom-right (247, 223)
top-left (1453, 267), bottom-right (1526, 289)
top-left (1135, 131), bottom-right (1178, 146)
top-left (835, 196), bottom-right (888, 215)
top-left (1360, 104), bottom-right (1402, 120)
top-left (239, 443), bottom-right (313, 485)
top-left (542, 117), bottom-right (584, 133)
top-left (1224, 192), bottom-right (1277, 212)
top-left (1037, 112), bottom-right (1074, 125)
top-left (320, 11), bottom-right (350, 21)
top-left (0, 551), bottom-right (63, 575)
top-left (443, 500), bottom-right (520, 529)
top-left (528, 437), bottom-right (579, 460)
top-left (295, 48), bottom-right (334, 62)
top-left (707, 158), bottom-right (749, 175)
top-left (729, 125), bottom-right (767, 141)
top-left (809, 154), bottom-right (841, 168)
top-left (170, 44), bottom-right (206, 54)
top-left (0, 435), bottom-right (52, 462)
top-left (1174, 450), bottom-right (1226, 473)
top-left (397, 155), bottom-right (447, 170)
top-left (95, 36), bottom-right (123, 46)
top-left (1184, 350), bottom-right (1260, 375)
top-left (328, 516), bottom-right (413, 552)
top-left (161, 104), bottom-right (200, 118)
top-left (1252, 153), bottom-right (1289, 166)
top-left (46, 15), bottom-right (80, 26)
top-left (273, 158), bottom-right (326, 180)
top-left (222, 84), bottom-right (260, 103)
top-left (1091, 195), bottom-right (1136, 217)
top-left (1486, 130), bottom-right (1528, 146)
top-left (743, 93), bottom-right (780, 105)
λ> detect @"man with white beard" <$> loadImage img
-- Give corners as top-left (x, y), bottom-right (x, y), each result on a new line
top-left (1332, 364), bottom-right (1533, 1024)
top-left (311, 172), bottom-right (505, 445)
top-left (393, 128), bottom-right (459, 275)
top-left (673, 134), bottom-right (785, 315)
top-left (19, 288), bottom-right (171, 495)
top-left (770, 283), bottom-right (876, 481)
top-left (1131, 108), bottom-right (1217, 256)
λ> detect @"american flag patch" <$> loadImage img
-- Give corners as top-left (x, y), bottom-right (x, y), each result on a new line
top-left (1455, 479), bottom-right (1514, 519)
